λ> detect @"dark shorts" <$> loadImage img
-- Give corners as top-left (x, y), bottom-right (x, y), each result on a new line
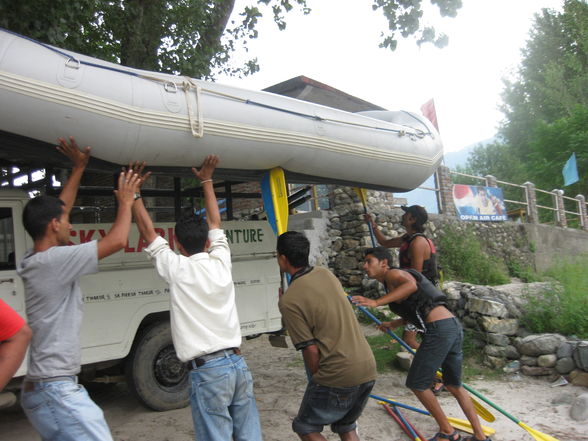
top-left (405, 317), bottom-right (463, 391)
top-left (292, 378), bottom-right (375, 435)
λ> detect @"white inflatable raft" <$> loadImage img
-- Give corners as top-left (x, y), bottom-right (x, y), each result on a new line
top-left (0, 28), bottom-right (443, 192)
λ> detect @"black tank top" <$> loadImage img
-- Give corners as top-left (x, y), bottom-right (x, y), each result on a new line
top-left (399, 233), bottom-right (438, 284)
top-left (384, 269), bottom-right (447, 331)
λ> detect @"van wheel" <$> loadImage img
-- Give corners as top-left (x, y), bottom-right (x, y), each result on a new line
top-left (125, 321), bottom-right (190, 411)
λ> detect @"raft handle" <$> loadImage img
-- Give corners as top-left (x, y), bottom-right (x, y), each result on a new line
top-left (164, 82), bottom-right (177, 94)
top-left (65, 57), bottom-right (80, 70)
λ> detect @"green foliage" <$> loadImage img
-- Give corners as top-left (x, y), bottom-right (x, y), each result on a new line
top-left (457, 1), bottom-right (588, 201)
top-left (521, 256), bottom-right (588, 338)
top-left (527, 106), bottom-right (588, 198)
top-left (0, 1), bottom-right (462, 79)
top-left (460, 141), bottom-right (526, 188)
top-left (501, 0), bottom-right (588, 152)
top-left (460, 330), bottom-right (502, 380)
top-left (505, 258), bottom-right (538, 283)
top-left (356, 307), bottom-right (389, 325)
top-left (438, 224), bottom-right (510, 285)
top-left (366, 333), bottom-right (402, 372)
top-left (0, 0), bottom-right (309, 79)
top-left (372, 0), bottom-right (462, 50)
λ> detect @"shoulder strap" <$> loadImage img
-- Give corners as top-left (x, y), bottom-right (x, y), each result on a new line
top-left (407, 233), bottom-right (434, 253)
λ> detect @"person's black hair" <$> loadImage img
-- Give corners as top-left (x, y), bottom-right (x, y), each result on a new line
top-left (174, 211), bottom-right (209, 255)
top-left (22, 195), bottom-right (65, 240)
top-left (364, 247), bottom-right (394, 268)
top-left (277, 231), bottom-right (310, 268)
top-left (401, 205), bottom-right (428, 233)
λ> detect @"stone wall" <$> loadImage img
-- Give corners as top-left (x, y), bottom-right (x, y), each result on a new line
top-left (325, 186), bottom-right (538, 294)
top-left (442, 281), bottom-right (588, 386)
top-left (319, 186), bottom-right (588, 383)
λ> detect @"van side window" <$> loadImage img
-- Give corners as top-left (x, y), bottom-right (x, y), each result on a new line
top-left (0, 207), bottom-right (16, 270)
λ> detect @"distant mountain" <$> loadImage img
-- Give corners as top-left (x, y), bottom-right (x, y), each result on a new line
top-left (443, 136), bottom-right (498, 169)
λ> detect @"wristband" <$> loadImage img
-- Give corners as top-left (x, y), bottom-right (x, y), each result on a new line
top-left (133, 193), bottom-right (142, 201)
top-left (200, 179), bottom-right (213, 184)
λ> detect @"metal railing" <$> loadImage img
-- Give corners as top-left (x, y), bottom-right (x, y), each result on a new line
top-left (447, 169), bottom-right (587, 229)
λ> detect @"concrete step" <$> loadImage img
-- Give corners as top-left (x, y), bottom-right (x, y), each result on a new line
top-left (289, 211), bottom-right (329, 231)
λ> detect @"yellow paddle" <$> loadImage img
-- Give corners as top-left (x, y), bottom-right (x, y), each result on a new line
top-left (354, 187), bottom-right (377, 245)
top-left (433, 372), bottom-right (495, 423)
top-left (261, 167), bottom-right (289, 235)
top-left (372, 396), bottom-right (495, 437)
top-left (462, 385), bottom-right (559, 441)
top-left (268, 167), bottom-right (288, 235)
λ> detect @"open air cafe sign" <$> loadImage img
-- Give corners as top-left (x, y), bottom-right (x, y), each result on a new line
top-left (452, 184), bottom-right (508, 221)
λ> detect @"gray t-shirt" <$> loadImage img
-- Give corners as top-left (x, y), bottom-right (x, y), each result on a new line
top-left (17, 241), bottom-right (98, 380)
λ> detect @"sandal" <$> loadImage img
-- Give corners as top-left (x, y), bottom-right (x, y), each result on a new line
top-left (428, 431), bottom-right (461, 441)
top-left (463, 437), bottom-right (492, 441)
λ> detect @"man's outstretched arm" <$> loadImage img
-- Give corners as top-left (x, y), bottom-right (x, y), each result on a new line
top-left (128, 163), bottom-right (157, 245)
top-left (96, 168), bottom-right (141, 260)
top-left (192, 155), bottom-right (220, 230)
top-left (56, 137), bottom-right (91, 216)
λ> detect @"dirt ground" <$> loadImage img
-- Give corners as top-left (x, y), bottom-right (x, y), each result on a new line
top-left (1, 330), bottom-right (587, 441)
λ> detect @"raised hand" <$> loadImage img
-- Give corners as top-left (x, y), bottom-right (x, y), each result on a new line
top-left (364, 213), bottom-right (376, 226)
top-left (127, 161), bottom-right (151, 189)
top-left (191, 155), bottom-right (219, 182)
top-left (114, 169), bottom-right (140, 206)
top-left (56, 136), bottom-right (91, 169)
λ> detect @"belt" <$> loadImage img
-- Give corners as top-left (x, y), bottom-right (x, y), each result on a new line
top-left (23, 375), bottom-right (77, 392)
top-left (190, 348), bottom-right (241, 369)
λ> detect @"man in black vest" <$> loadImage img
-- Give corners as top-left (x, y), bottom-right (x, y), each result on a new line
top-left (364, 205), bottom-right (438, 353)
top-left (352, 247), bottom-right (490, 441)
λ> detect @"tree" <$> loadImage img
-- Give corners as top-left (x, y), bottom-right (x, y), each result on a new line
top-left (527, 105), bottom-right (588, 197)
top-left (462, 1), bottom-right (587, 202)
top-left (0, 0), bottom-right (462, 79)
top-left (500, 0), bottom-right (588, 153)
top-left (458, 141), bottom-right (525, 185)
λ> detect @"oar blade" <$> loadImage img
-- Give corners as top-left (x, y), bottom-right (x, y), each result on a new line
top-left (471, 396), bottom-right (496, 422)
top-left (354, 187), bottom-right (368, 206)
top-left (435, 373), bottom-right (495, 422)
top-left (261, 167), bottom-right (289, 235)
top-left (446, 417), bottom-right (495, 437)
top-left (269, 167), bottom-right (288, 235)
top-left (519, 422), bottom-right (560, 441)
top-left (374, 396), bottom-right (495, 438)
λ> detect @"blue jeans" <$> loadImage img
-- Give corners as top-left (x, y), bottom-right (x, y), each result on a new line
top-left (189, 353), bottom-right (263, 441)
top-left (293, 378), bottom-right (375, 436)
top-left (20, 377), bottom-right (113, 441)
top-left (406, 317), bottom-right (464, 391)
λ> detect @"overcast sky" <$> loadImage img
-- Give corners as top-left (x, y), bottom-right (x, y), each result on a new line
top-left (216, 0), bottom-right (563, 153)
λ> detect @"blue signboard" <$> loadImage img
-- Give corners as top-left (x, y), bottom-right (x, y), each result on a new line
top-left (452, 185), bottom-right (507, 221)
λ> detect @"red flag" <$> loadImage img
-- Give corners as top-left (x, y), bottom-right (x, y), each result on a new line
top-left (420, 98), bottom-right (439, 132)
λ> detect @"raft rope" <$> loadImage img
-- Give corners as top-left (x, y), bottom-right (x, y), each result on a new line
top-left (0, 27), bottom-right (434, 141)
top-left (182, 77), bottom-right (204, 138)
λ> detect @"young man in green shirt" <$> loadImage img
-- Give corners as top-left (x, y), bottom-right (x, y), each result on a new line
top-left (277, 231), bottom-right (376, 441)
